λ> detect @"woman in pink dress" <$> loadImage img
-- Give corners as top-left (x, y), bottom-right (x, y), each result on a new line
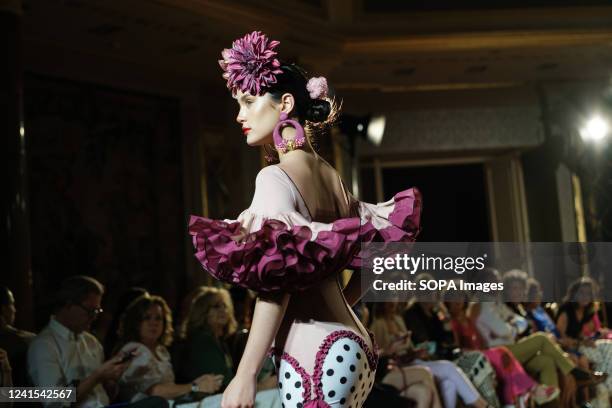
top-left (189, 31), bottom-right (422, 408)
top-left (444, 290), bottom-right (560, 406)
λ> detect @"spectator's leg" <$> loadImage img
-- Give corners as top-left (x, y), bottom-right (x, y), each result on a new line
top-left (382, 366), bottom-right (442, 408)
top-left (507, 333), bottom-right (574, 376)
top-left (418, 361), bottom-right (480, 406)
top-left (438, 378), bottom-right (457, 408)
top-left (522, 354), bottom-right (559, 387)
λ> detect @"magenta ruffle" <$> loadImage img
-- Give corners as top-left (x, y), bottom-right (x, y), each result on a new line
top-left (188, 188), bottom-right (421, 293)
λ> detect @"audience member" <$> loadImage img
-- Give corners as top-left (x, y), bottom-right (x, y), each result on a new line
top-left (115, 294), bottom-right (222, 402)
top-left (27, 275), bottom-right (167, 408)
top-left (404, 277), bottom-right (500, 407)
top-left (474, 268), bottom-right (605, 393)
top-left (104, 286), bottom-right (150, 357)
top-left (402, 274), bottom-right (454, 349)
top-left (176, 287), bottom-right (277, 391)
top-left (557, 277), bottom-right (612, 395)
top-left (0, 347), bottom-right (12, 387)
top-left (0, 286), bottom-right (35, 386)
top-left (371, 301), bottom-right (489, 408)
top-left (444, 288), bottom-right (559, 406)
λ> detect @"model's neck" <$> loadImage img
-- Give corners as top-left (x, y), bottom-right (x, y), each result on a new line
top-left (278, 147), bottom-right (315, 162)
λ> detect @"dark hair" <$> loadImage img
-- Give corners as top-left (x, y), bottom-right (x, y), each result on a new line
top-left (563, 276), bottom-right (599, 306)
top-left (104, 287), bottom-right (149, 356)
top-left (116, 294), bottom-right (174, 350)
top-left (526, 278), bottom-right (542, 303)
top-left (267, 63), bottom-right (331, 124)
top-left (54, 275), bottom-right (105, 311)
top-left (0, 287), bottom-right (13, 307)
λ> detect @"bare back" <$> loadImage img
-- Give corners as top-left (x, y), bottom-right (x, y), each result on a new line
top-left (276, 152), bottom-right (354, 223)
top-left (274, 152), bottom-right (372, 357)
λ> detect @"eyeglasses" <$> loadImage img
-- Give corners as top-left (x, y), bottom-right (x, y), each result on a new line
top-left (75, 303), bottom-right (103, 318)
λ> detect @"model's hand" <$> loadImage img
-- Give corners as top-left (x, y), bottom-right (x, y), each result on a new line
top-left (221, 374), bottom-right (256, 408)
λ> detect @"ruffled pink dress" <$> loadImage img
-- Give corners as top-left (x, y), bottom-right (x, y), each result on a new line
top-left (189, 165), bottom-right (421, 408)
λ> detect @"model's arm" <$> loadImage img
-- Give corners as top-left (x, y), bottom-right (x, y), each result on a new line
top-left (222, 292), bottom-right (290, 408)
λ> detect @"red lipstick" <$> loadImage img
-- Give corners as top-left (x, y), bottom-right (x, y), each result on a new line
top-left (242, 127), bottom-right (251, 136)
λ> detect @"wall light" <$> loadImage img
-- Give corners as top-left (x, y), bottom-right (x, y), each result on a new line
top-left (580, 115), bottom-right (609, 142)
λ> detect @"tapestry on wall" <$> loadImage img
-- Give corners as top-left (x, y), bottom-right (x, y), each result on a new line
top-left (25, 74), bottom-right (184, 330)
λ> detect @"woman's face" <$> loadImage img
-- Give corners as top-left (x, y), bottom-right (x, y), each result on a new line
top-left (207, 295), bottom-right (229, 331)
top-left (507, 281), bottom-right (527, 303)
top-left (575, 284), bottom-right (593, 307)
top-left (235, 90), bottom-right (282, 146)
top-left (139, 304), bottom-right (164, 345)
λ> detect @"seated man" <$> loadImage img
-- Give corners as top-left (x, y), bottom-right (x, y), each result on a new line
top-left (27, 275), bottom-right (167, 408)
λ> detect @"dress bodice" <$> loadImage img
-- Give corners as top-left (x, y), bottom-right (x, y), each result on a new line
top-left (189, 165), bottom-right (421, 293)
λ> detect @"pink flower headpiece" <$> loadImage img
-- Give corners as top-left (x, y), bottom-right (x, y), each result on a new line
top-left (218, 31), bottom-right (283, 96)
top-left (306, 76), bottom-right (328, 100)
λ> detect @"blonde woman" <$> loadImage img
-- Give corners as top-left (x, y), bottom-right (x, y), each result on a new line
top-left (177, 287), bottom-right (277, 392)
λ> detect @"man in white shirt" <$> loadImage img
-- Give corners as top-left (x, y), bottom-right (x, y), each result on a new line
top-left (27, 276), bottom-right (167, 408)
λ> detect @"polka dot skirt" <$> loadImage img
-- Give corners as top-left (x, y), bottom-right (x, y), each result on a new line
top-left (276, 330), bottom-right (378, 408)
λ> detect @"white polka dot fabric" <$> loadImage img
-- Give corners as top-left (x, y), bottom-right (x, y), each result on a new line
top-left (319, 338), bottom-right (375, 407)
top-left (277, 331), bottom-right (377, 408)
top-left (278, 358), bottom-right (308, 407)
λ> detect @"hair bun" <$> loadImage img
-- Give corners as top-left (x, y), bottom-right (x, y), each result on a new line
top-left (306, 99), bottom-right (331, 123)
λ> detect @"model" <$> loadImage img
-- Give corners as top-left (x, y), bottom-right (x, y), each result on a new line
top-left (189, 31), bottom-right (422, 408)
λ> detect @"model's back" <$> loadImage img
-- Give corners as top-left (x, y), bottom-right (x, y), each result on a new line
top-left (277, 151), bottom-right (354, 224)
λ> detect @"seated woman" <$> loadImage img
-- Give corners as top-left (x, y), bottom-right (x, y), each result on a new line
top-left (524, 278), bottom-right (595, 405)
top-left (402, 275), bottom-right (499, 408)
top-left (175, 286), bottom-right (277, 392)
top-left (370, 301), bottom-right (491, 408)
top-left (402, 278), bottom-right (454, 349)
top-left (474, 268), bottom-right (605, 397)
top-left (443, 288), bottom-right (559, 406)
top-left (502, 270), bottom-right (533, 338)
top-left (115, 294), bottom-right (224, 403)
top-left (556, 277), bottom-right (612, 394)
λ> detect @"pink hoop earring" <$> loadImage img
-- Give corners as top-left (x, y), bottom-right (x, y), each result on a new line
top-left (273, 112), bottom-right (305, 154)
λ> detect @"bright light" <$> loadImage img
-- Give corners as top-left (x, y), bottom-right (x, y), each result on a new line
top-left (580, 115), bottom-right (609, 142)
top-left (367, 115), bottom-right (386, 146)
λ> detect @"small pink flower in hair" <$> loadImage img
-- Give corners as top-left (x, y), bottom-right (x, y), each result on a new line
top-left (306, 76), bottom-right (328, 99)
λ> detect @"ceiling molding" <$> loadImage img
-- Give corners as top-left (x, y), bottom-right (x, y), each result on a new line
top-left (335, 81), bottom-right (526, 92)
top-left (344, 29), bottom-right (612, 54)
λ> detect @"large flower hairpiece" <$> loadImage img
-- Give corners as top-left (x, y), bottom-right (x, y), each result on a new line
top-left (218, 31), bottom-right (283, 96)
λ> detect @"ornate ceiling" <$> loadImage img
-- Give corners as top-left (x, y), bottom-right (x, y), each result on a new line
top-left (21, 0), bottom-right (612, 93)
